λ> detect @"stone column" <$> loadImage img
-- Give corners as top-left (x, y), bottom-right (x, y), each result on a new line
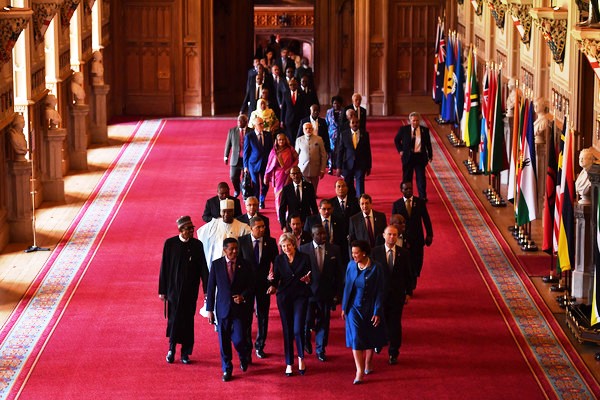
top-left (42, 127), bottom-right (67, 202)
top-left (8, 160), bottom-right (33, 242)
top-left (572, 203), bottom-right (593, 301)
top-left (68, 103), bottom-right (89, 170)
top-left (90, 84), bottom-right (110, 144)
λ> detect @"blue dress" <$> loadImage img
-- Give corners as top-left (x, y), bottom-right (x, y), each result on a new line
top-left (343, 262), bottom-right (388, 350)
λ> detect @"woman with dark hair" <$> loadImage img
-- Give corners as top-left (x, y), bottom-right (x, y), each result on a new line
top-left (264, 133), bottom-right (298, 213)
top-left (341, 240), bottom-right (387, 384)
top-left (268, 233), bottom-right (312, 376)
top-left (325, 96), bottom-right (343, 172)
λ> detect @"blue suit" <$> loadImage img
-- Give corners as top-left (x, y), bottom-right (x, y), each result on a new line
top-left (206, 256), bottom-right (255, 373)
top-left (336, 128), bottom-right (372, 197)
top-left (243, 130), bottom-right (273, 202)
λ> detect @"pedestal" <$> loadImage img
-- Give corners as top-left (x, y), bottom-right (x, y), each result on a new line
top-left (69, 103), bottom-right (89, 170)
top-left (42, 127), bottom-right (67, 202)
top-left (572, 203), bottom-right (593, 302)
top-left (8, 160), bottom-right (33, 242)
top-left (90, 84), bottom-right (110, 144)
top-left (535, 141), bottom-right (547, 214)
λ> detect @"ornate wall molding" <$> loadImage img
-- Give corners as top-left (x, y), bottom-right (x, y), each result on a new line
top-left (0, 8), bottom-right (33, 66)
top-left (488, 0), bottom-right (507, 30)
top-left (530, 7), bottom-right (568, 69)
top-left (254, 7), bottom-right (313, 30)
top-left (471, 0), bottom-right (484, 16)
top-left (31, 1), bottom-right (61, 46)
top-left (507, 3), bottom-right (532, 46)
top-left (60, 0), bottom-right (81, 29)
top-left (572, 28), bottom-right (600, 81)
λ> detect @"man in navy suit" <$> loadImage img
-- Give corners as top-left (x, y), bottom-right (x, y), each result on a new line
top-left (299, 224), bottom-right (343, 362)
top-left (391, 181), bottom-right (433, 290)
top-left (237, 216), bottom-right (278, 359)
top-left (243, 116), bottom-right (273, 209)
top-left (371, 225), bottom-right (413, 365)
top-left (348, 194), bottom-right (386, 249)
top-left (329, 179), bottom-right (360, 223)
top-left (335, 117), bottom-right (372, 197)
top-left (278, 166), bottom-right (318, 230)
top-left (206, 238), bottom-right (255, 382)
top-left (394, 112), bottom-right (433, 201)
top-left (202, 182), bottom-right (242, 223)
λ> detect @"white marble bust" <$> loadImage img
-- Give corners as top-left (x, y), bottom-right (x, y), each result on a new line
top-left (505, 78), bottom-right (522, 118)
top-left (576, 148), bottom-right (595, 205)
top-left (71, 71), bottom-right (86, 104)
top-left (533, 97), bottom-right (552, 145)
top-left (9, 115), bottom-right (28, 161)
top-left (45, 94), bottom-right (62, 129)
top-left (91, 51), bottom-right (104, 85)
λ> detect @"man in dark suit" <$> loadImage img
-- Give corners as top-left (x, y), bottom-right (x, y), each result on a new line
top-left (299, 75), bottom-right (319, 107)
top-left (277, 65), bottom-right (295, 108)
top-left (237, 196), bottom-right (271, 239)
top-left (335, 116), bottom-right (372, 197)
top-left (304, 199), bottom-right (347, 256)
top-left (348, 193), bottom-right (387, 249)
top-left (278, 166), bottom-right (318, 230)
top-left (202, 182), bottom-right (242, 223)
top-left (394, 112), bottom-right (433, 201)
top-left (205, 238), bottom-right (254, 382)
top-left (330, 178), bottom-right (360, 222)
top-left (296, 104), bottom-right (331, 155)
top-left (288, 213), bottom-right (312, 247)
top-left (240, 73), bottom-right (266, 116)
top-left (299, 224), bottom-right (343, 362)
top-left (341, 92), bottom-right (367, 132)
top-left (237, 216), bottom-right (278, 360)
top-left (391, 181), bottom-right (433, 290)
top-left (243, 116), bottom-right (273, 209)
top-left (224, 115), bottom-right (248, 198)
top-left (371, 225), bottom-right (413, 365)
top-left (280, 78), bottom-right (308, 145)
top-left (274, 47), bottom-right (292, 77)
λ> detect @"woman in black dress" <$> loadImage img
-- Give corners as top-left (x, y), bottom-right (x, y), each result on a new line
top-left (341, 240), bottom-right (387, 384)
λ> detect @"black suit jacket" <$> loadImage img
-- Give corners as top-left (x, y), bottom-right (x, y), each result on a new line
top-left (348, 210), bottom-right (387, 247)
top-left (202, 195), bottom-right (242, 223)
top-left (299, 242), bottom-right (343, 303)
top-left (371, 244), bottom-right (413, 302)
top-left (278, 180), bottom-right (319, 229)
top-left (280, 90), bottom-right (309, 142)
top-left (330, 196), bottom-right (360, 222)
top-left (237, 234), bottom-right (278, 293)
top-left (336, 128), bottom-right (372, 173)
top-left (206, 256), bottom-right (254, 320)
top-left (271, 252), bottom-right (312, 300)
top-left (236, 213), bottom-right (271, 238)
top-left (342, 105), bottom-right (367, 131)
top-left (303, 214), bottom-right (347, 250)
top-left (296, 116), bottom-right (331, 154)
top-left (393, 125), bottom-right (433, 165)
top-left (391, 196), bottom-right (433, 248)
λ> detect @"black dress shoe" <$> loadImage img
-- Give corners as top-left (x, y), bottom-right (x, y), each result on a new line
top-left (317, 353), bottom-right (326, 362)
top-left (166, 350), bottom-right (175, 364)
top-left (181, 354), bottom-right (191, 364)
top-left (374, 347), bottom-right (381, 354)
top-left (256, 349), bottom-right (266, 359)
top-left (240, 361), bottom-right (248, 372)
top-left (222, 372), bottom-right (232, 382)
top-left (389, 355), bottom-right (398, 365)
top-left (304, 342), bottom-right (313, 355)
top-left (259, 201), bottom-right (265, 209)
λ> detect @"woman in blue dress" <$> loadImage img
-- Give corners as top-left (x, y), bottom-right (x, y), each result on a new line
top-left (341, 240), bottom-right (387, 384)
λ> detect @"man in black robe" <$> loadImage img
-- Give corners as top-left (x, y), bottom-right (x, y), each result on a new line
top-left (159, 215), bottom-right (209, 364)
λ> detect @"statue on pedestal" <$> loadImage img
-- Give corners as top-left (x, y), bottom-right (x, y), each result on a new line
top-left (576, 148), bottom-right (595, 205)
top-left (45, 94), bottom-right (62, 129)
top-left (506, 78), bottom-right (522, 118)
top-left (578, 0), bottom-right (600, 27)
top-left (9, 114), bottom-right (28, 161)
top-left (71, 71), bottom-right (86, 104)
top-left (533, 97), bottom-right (552, 145)
top-left (91, 51), bottom-right (104, 85)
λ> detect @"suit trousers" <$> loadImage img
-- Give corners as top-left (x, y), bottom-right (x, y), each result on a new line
top-left (306, 176), bottom-right (320, 195)
top-left (402, 152), bottom-right (428, 199)
top-left (305, 298), bottom-right (331, 355)
top-left (247, 291), bottom-right (271, 351)
top-left (249, 168), bottom-right (269, 202)
top-left (217, 315), bottom-right (249, 373)
top-left (230, 160), bottom-right (243, 195)
top-left (384, 300), bottom-right (405, 358)
top-left (277, 294), bottom-right (309, 365)
top-left (408, 245), bottom-right (424, 290)
top-left (343, 168), bottom-right (365, 197)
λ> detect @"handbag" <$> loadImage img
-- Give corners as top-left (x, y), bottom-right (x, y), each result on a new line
top-left (241, 170), bottom-right (254, 200)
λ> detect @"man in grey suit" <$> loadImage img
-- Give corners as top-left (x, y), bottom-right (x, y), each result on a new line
top-left (224, 115), bottom-right (248, 198)
top-left (295, 122), bottom-right (327, 194)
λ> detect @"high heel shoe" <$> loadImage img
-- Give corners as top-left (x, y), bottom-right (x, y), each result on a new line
top-left (298, 357), bottom-right (306, 375)
top-left (285, 365), bottom-right (293, 377)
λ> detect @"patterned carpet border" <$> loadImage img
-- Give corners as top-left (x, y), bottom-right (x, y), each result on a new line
top-left (0, 120), bottom-right (164, 400)
top-left (424, 118), bottom-right (600, 399)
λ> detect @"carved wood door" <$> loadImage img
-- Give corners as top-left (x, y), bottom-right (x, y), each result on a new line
top-left (121, 2), bottom-right (178, 115)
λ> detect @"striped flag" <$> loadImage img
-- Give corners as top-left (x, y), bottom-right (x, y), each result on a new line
top-left (507, 88), bottom-right (523, 204)
top-left (462, 45), bottom-right (480, 148)
top-left (516, 99), bottom-right (538, 225)
top-left (432, 18), bottom-right (445, 104)
top-left (553, 117), bottom-right (566, 253)
top-left (490, 68), bottom-right (507, 173)
top-left (511, 14), bottom-right (526, 39)
top-left (454, 38), bottom-right (465, 125)
top-left (592, 199), bottom-right (600, 326)
top-left (542, 126), bottom-right (557, 253)
top-left (585, 52), bottom-right (600, 81)
top-left (479, 117), bottom-right (488, 173)
top-left (557, 124), bottom-right (575, 272)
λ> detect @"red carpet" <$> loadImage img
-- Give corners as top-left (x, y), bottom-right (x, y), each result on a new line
top-left (8, 118), bottom-right (588, 399)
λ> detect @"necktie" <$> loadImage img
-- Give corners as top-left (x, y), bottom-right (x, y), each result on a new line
top-left (387, 249), bottom-right (394, 271)
top-left (239, 129), bottom-right (244, 158)
top-left (254, 239), bottom-right (260, 264)
top-left (296, 184), bottom-right (301, 201)
top-left (258, 133), bottom-right (263, 146)
top-left (324, 219), bottom-right (330, 243)
top-left (292, 91), bottom-right (296, 105)
top-left (352, 131), bottom-right (358, 149)
top-left (316, 245), bottom-right (323, 272)
top-left (365, 215), bottom-right (375, 247)
top-left (406, 198), bottom-right (412, 216)
top-left (227, 260), bottom-right (235, 283)
top-left (340, 199), bottom-right (345, 211)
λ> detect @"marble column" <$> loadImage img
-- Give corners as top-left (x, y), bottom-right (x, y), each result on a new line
top-left (68, 103), bottom-right (89, 170)
top-left (90, 84), bottom-right (110, 144)
top-left (572, 203), bottom-right (593, 301)
top-left (42, 127), bottom-right (67, 202)
top-left (8, 160), bottom-right (33, 242)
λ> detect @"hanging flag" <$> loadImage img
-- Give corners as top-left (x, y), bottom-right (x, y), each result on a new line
top-left (557, 124), bottom-right (575, 272)
top-left (511, 14), bottom-right (526, 39)
top-left (486, 67), bottom-right (497, 173)
top-left (462, 46), bottom-right (480, 148)
top-left (479, 117), bottom-right (488, 173)
top-left (585, 52), bottom-right (600, 81)
top-left (432, 18), bottom-right (445, 104)
top-left (591, 199), bottom-right (600, 326)
top-left (553, 116), bottom-right (567, 253)
top-left (441, 32), bottom-right (456, 123)
top-left (490, 68), bottom-right (507, 173)
top-left (516, 99), bottom-right (538, 225)
top-left (507, 88), bottom-right (523, 204)
top-left (454, 38), bottom-right (465, 125)
top-left (542, 126), bottom-right (557, 253)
